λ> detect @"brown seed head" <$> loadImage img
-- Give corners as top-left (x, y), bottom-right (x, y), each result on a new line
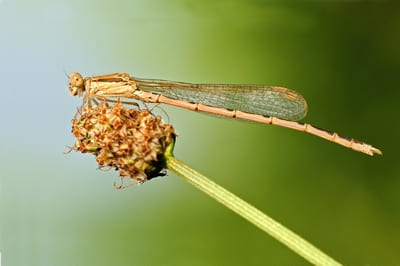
top-left (71, 102), bottom-right (176, 187)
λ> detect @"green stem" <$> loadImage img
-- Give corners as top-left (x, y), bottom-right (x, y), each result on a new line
top-left (166, 156), bottom-right (342, 266)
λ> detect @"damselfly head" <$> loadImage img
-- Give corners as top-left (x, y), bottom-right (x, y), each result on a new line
top-left (68, 72), bottom-right (85, 97)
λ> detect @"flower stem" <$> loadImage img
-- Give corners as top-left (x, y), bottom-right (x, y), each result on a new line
top-left (166, 156), bottom-right (342, 266)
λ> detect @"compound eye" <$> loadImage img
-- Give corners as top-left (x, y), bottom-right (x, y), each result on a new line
top-left (68, 72), bottom-right (85, 96)
top-left (69, 72), bottom-right (84, 88)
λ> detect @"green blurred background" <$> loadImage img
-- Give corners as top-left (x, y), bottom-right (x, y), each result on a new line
top-left (1, 0), bottom-right (399, 265)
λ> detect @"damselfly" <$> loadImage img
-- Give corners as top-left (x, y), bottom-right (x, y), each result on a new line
top-left (68, 72), bottom-right (381, 156)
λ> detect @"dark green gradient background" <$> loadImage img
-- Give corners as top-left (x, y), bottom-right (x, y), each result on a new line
top-left (1, 1), bottom-right (399, 265)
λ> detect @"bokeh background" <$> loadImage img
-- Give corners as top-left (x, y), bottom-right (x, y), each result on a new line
top-left (1, 0), bottom-right (399, 265)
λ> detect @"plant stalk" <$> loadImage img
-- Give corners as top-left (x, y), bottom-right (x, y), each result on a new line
top-left (166, 156), bottom-right (342, 266)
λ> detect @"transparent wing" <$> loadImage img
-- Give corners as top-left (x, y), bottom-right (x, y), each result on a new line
top-left (135, 78), bottom-right (308, 121)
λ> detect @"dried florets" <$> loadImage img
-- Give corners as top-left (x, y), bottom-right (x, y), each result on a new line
top-left (71, 102), bottom-right (176, 188)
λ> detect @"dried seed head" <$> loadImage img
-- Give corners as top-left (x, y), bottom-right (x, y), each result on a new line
top-left (71, 102), bottom-right (176, 187)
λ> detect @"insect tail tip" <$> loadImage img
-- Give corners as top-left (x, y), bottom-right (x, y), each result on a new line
top-left (371, 147), bottom-right (382, 156)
